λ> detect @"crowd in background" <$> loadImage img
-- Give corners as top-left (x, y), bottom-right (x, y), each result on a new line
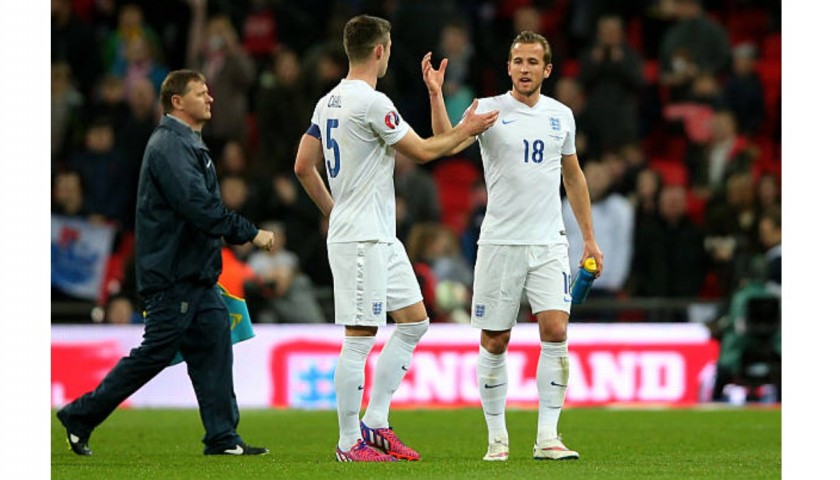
top-left (51, 0), bottom-right (782, 329)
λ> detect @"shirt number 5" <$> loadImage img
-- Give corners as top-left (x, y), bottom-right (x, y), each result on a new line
top-left (326, 118), bottom-right (341, 177)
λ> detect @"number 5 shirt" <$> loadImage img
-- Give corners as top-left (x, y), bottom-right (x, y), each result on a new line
top-left (472, 92), bottom-right (576, 246)
top-left (308, 79), bottom-right (411, 244)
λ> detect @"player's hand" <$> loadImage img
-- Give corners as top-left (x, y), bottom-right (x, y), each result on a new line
top-left (422, 52), bottom-right (447, 96)
top-left (460, 99), bottom-right (499, 136)
top-left (252, 229), bottom-right (277, 253)
top-left (581, 240), bottom-right (604, 278)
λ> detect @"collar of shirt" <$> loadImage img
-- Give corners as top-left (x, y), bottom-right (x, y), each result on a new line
top-left (165, 113), bottom-right (202, 141)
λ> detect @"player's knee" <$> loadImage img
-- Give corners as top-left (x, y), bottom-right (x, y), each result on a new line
top-left (481, 330), bottom-right (511, 354)
top-left (540, 321), bottom-right (568, 342)
top-left (395, 318), bottom-right (429, 344)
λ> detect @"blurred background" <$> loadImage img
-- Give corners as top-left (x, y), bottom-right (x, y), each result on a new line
top-left (50, 0), bottom-right (782, 404)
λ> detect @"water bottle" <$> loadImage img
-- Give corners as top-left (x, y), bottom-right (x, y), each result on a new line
top-left (570, 257), bottom-right (598, 305)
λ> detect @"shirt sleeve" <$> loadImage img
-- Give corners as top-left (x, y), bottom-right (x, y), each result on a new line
top-left (562, 109), bottom-right (577, 156)
top-left (367, 93), bottom-right (410, 145)
top-left (148, 137), bottom-right (257, 244)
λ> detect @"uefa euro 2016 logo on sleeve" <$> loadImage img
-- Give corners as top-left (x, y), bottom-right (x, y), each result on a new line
top-left (372, 301), bottom-right (383, 316)
top-left (384, 111), bottom-right (400, 129)
top-left (475, 304), bottom-right (486, 318)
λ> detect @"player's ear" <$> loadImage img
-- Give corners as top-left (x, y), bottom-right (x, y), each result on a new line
top-left (375, 44), bottom-right (384, 60)
top-left (544, 63), bottom-right (553, 78)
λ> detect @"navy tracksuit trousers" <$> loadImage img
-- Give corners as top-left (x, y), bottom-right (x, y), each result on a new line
top-left (58, 284), bottom-right (242, 453)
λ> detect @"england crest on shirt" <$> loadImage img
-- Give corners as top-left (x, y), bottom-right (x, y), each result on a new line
top-left (550, 117), bottom-right (561, 131)
top-left (372, 301), bottom-right (383, 316)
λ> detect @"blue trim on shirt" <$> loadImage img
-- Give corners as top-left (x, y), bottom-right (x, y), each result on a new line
top-left (306, 123), bottom-right (321, 140)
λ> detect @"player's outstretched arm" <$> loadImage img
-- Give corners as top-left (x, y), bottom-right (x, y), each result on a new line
top-left (562, 153), bottom-right (604, 276)
top-left (421, 52), bottom-right (477, 155)
top-left (294, 133), bottom-right (334, 217)
top-left (395, 99), bottom-right (496, 163)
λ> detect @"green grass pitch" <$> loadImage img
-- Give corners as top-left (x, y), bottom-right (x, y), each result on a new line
top-left (52, 406), bottom-right (780, 479)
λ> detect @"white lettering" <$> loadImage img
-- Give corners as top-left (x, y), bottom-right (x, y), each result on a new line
top-left (588, 352), bottom-right (637, 402)
top-left (637, 352), bottom-right (684, 401)
top-left (409, 352), bottom-right (460, 402)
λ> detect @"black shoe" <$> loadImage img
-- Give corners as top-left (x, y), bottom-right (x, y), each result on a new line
top-left (206, 442), bottom-right (269, 456)
top-left (57, 409), bottom-right (92, 456)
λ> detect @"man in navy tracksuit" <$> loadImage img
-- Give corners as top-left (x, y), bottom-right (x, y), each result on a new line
top-left (57, 69), bottom-right (276, 456)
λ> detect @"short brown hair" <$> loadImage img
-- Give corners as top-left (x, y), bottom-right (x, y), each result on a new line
top-left (160, 69), bottom-right (205, 114)
top-left (509, 31), bottom-right (552, 65)
top-left (343, 15), bottom-right (391, 63)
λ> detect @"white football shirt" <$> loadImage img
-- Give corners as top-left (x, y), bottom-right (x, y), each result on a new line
top-left (310, 79), bottom-right (411, 243)
top-left (473, 92), bottom-right (576, 245)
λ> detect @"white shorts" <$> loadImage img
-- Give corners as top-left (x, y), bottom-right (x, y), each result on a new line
top-left (328, 240), bottom-right (423, 326)
top-left (471, 243), bottom-right (572, 331)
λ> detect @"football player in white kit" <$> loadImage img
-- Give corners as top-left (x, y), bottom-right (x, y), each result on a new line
top-left (422, 31), bottom-right (604, 461)
top-left (294, 15), bottom-right (498, 462)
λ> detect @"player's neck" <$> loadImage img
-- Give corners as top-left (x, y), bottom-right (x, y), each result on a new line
top-left (346, 65), bottom-right (378, 89)
top-left (510, 89), bottom-right (541, 108)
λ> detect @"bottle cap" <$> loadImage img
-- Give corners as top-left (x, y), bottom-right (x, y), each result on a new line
top-left (584, 257), bottom-right (597, 272)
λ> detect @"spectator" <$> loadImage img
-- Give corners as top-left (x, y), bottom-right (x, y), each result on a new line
top-left (85, 74), bottom-right (130, 134)
top-left (110, 33), bottom-right (169, 97)
top-left (757, 205), bottom-right (781, 295)
top-left (246, 222), bottom-right (326, 324)
top-left (435, 18), bottom-right (482, 126)
top-left (119, 76), bottom-right (159, 221)
top-left (563, 161), bottom-right (634, 318)
top-left (553, 77), bottom-right (593, 161)
top-left (217, 139), bottom-right (253, 179)
top-left (300, 41), bottom-right (348, 112)
top-left (188, 13), bottom-right (256, 159)
top-left (659, 0), bottom-right (730, 102)
top-left (254, 47), bottom-right (309, 176)
top-left (52, 0), bottom-right (102, 96)
top-left (51, 171), bottom-right (88, 219)
top-left (296, 216), bottom-right (333, 290)
top-left (51, 62), bottom-right (85, 169)
top-left (460, 178), bottom-right (487, 268)
top-left (578, 14), bottom-right (645, 156)
top-left (66, 118), bottom-right (134, 231)
top-left (219, 174), bottom-right (260, 223)
top-left (406, 223), bottom-right (443, 323)
top-left (627, 184), bottom-right (707, 312)
top-left (629, 167), bottom-right (663, 227)
top-left (251, 173), bottom-right (322, 260)
top-left (688, 109), bottom-right (756, 202)
top-left (704, 172), bottom-right (760, 298)
top-left (103, 293), bottom-right (143, 325)
top-left (722, 42), bottom-right (765, 137)
top-left (101, 3), bottom-right (164, 76)
top-left (394, 151), bottom-right (441, 241)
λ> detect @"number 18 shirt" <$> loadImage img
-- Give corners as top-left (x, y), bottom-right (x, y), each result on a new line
top-left (474, 92), bottom-right (577, 246)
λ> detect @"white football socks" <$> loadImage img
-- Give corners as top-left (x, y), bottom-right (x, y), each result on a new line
top-left (477, 346), bottom-right (509, 443)
top-left (335, 335), bottom-right (375, 451)
top-left (536, 340), bottom-right (569, 443)
top-left (362, 319), bottom-right (429, 429)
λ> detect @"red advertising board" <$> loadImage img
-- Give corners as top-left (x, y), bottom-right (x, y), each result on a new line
top-left (52, 324), bottom-right (719, 409)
